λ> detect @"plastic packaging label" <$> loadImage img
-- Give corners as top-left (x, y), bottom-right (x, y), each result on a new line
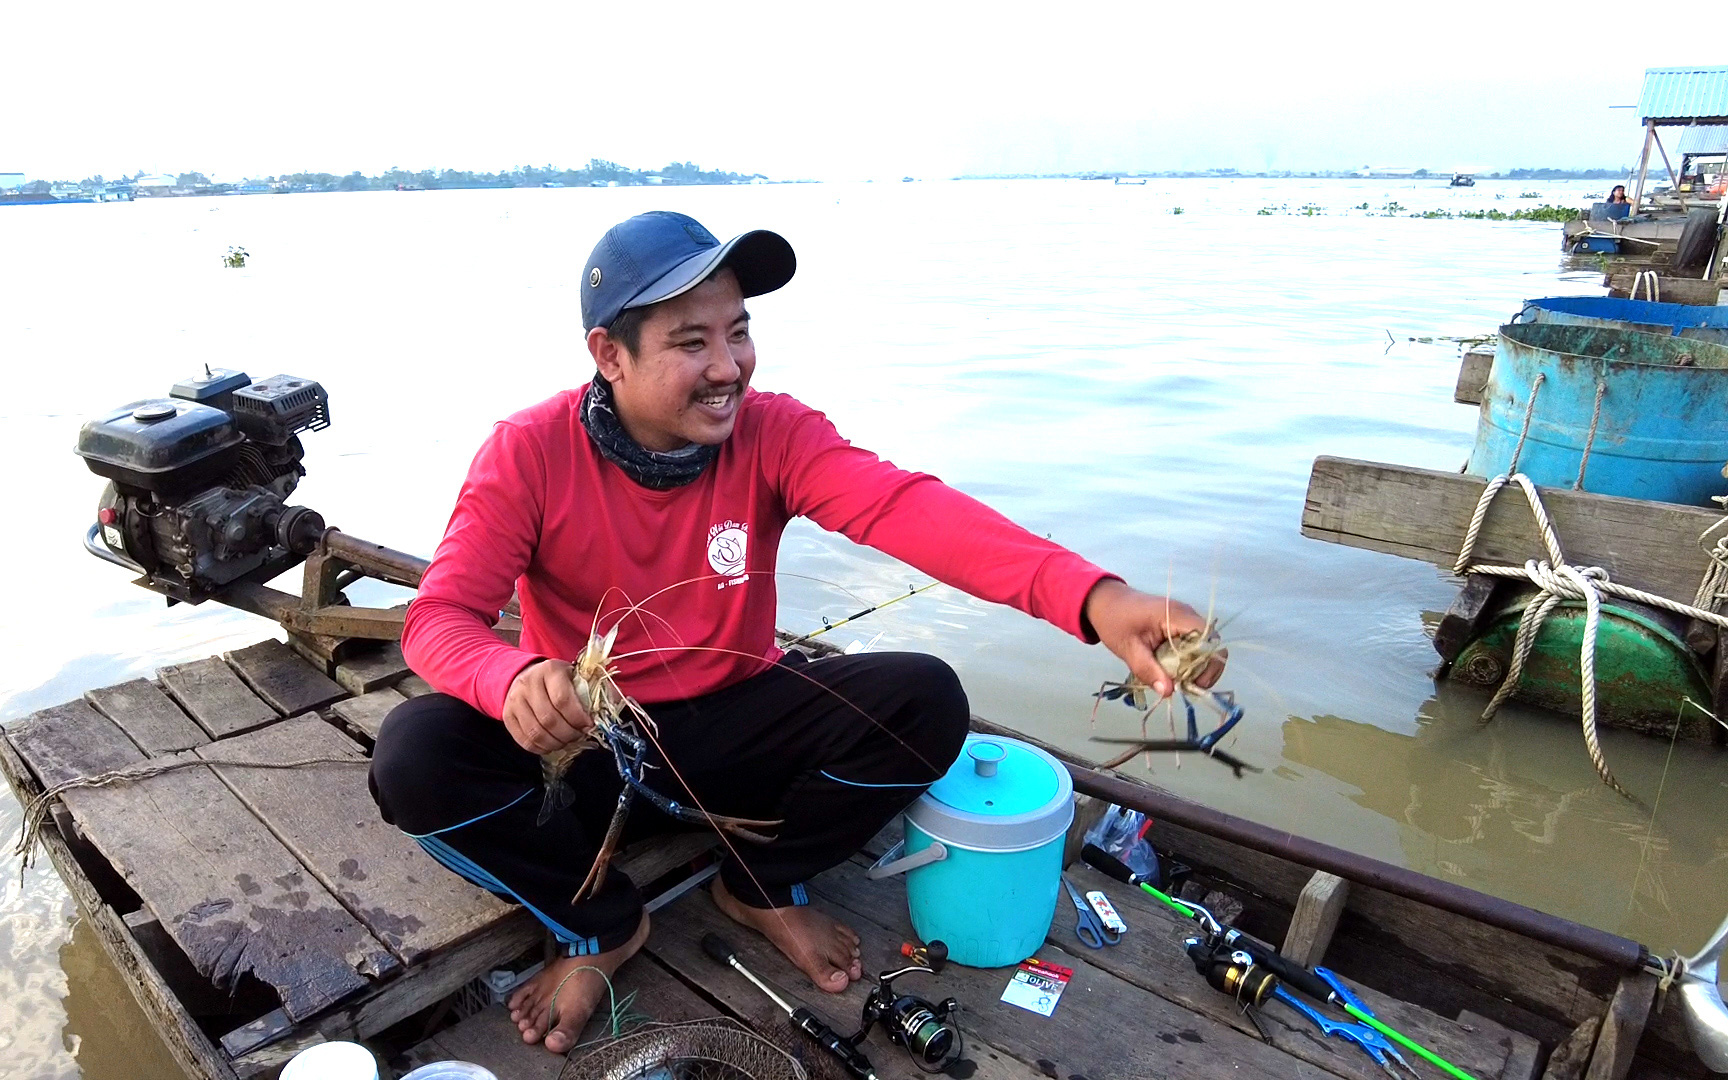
top-left (1000, 958), bottom-right (1072, 1017)
top-left (1086, 890), bottom-right (1128, 934)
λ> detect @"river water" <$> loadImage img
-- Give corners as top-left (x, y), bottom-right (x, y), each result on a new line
top-left (4, 178), bottom-right (1724, 1079)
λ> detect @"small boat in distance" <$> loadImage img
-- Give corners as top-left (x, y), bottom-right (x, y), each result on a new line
top-left (1450, 172), bottom-right (1476, 187)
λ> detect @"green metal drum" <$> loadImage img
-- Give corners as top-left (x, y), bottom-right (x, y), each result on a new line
top-left (1451, 591), bottom-right (1713, 739)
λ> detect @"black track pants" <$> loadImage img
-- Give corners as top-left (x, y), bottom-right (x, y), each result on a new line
top-left (369, 652), bottom-right (970, 955)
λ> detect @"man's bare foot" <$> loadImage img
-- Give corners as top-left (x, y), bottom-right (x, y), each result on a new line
top-left (711, 875), bottom-right (862, 993)
top-left (506, 912), bottom-right (650, 1054)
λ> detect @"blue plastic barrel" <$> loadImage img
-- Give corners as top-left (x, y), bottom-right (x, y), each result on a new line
top-left (1466, 322), bottom-right (1728, 505)
top-left (1518, 296), bottom-right (1728, 347)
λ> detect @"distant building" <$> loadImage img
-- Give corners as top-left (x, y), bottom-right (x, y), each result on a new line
top-left (0, 172), bottom-right (24, 191)
top-left (133, 175), bottom-right (177, 195)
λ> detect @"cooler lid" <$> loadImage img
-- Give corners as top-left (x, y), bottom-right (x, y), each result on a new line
top-left (908, 734), bottom-right (1073, 852)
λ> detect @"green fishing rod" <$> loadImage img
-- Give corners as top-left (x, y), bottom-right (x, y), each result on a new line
top-left (786, 581), bottom-right (943, 645)
top-left (1082, 844), bottom-right (1482, 1080)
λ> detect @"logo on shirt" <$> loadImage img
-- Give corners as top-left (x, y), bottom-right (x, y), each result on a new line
top-left (707, 520), bottom-right (749, 587)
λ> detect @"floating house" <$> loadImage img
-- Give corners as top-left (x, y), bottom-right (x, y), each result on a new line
top-left (1562, 67), bottom-right (1728, 286)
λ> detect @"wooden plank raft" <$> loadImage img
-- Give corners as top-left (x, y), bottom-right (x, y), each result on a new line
top-left (1302, 455), bottom-right (1723, 604)
top-left (197, 715), bottom-right (513, 965)
top-left (8, 703), bottom-right (397, 1021)
top-left (0, 638), bottom-right (1674, 1080)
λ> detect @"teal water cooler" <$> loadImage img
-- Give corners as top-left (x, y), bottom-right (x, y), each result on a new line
top-left (867, 734), bottom-right (1074, 968)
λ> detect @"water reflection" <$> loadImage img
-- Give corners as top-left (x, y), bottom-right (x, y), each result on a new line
top-left (1283, 679), bottom-right (1728, 953)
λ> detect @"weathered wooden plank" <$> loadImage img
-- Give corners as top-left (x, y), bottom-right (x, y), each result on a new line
top-left (396, 674), bottom-right (436, 698)
top-left (123, 909), bottom-right (233, 1015)
top-left (827, 853), bottom-right (1531, 1080)
top-left (1434, 575), bottom-right (1505, 663)
top-left (404, 960), bottom-right (720, 1080)
top-left (1584, 972), bottom-right (1658, 1080)
top-left (1605, 272), bottom-right (1721, 306)
top-left (232, 1030), bottom-right (325, 1080)
top-left (306, 838), bottom-right (707, 1044)
top-left (967, 715), bottom-right (1609, 1040)
top-left (1148, 813), bottom-right (1615, 1033)
top-left (333, 642), bottom-right (413, 696)
top-left (1064, 790), bottom-right (1109, 869)
top-left (313, 911), bottom-right (540, 1043)
top-left (86, 679), bottom-right (209, 755)
top-left (158, 657), bottom-right (279, 738)
top-left (34, 709), bottom-right (397, 1021)
top-left (619, 830), bottom-right (723, 887)
top-left (1456, 345), bottom-right (1495, 406)
top-left (647, 885), bottom-right (1090, 1080)
top-left (221, 1007), bottom-right (293, 1058)
top-left (1280, 870), bottom-right (1350, 969)
top-left (199, 715), bottom-right (513, 965)
top-left (1303, 456), bottom-right (1722, 605)
top-left (226, 638), bottom-right (347, 717)
top-left (0, 733), bottom-right (239, 1080)
top-left (7, 699), bottom-right (145, 787)
top-left (1542, 1016), bottom-right (1599, 1080)
top-left (328, 688), bottom-right (406, 742)
top-left (1459, 1010), bottom-right (1541, 1080)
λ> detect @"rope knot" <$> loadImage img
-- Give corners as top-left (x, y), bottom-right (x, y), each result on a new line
top-left (1654, 952), bottom-right (1689, 1013)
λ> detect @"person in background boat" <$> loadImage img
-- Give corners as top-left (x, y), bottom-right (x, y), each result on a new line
top-left (367, 211), bottom-right (1225, 1054)
top-left (1608, 185), bottom-right (1631, 205)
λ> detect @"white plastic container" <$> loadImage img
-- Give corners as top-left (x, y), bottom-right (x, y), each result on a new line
top-left (400, 1063), bottom-right (500, 1080)
top-left (280, 1042), bottom-right (378, 1080)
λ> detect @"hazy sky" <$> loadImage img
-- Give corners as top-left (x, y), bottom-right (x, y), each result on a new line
top-left (5, 1), bottom-right (1721, 180)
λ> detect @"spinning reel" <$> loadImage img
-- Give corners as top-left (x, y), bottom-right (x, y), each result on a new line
top-left (1183, 937), bottom-right (1277, 1008)
top-left (852, 963), bottom-right (964, 1073)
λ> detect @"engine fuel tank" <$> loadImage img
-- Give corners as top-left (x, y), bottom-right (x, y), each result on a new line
top-left (75, 398), bottom-right (245, 498)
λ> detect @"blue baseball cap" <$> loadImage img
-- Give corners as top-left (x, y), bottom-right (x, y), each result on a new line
top-left (580, 211), bottom-right (796, 331)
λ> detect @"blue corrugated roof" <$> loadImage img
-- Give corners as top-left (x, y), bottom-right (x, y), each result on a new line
top-left (1639, 67), bottom-right (1728, 122)
top-left (1677, 123), bottom-right (1728, 156)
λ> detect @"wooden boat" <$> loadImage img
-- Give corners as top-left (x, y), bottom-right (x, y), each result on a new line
top-left (2, 530), bottom-right (1713, 1080)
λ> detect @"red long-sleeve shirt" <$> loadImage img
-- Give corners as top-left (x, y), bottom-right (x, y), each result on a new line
top-left (403, 385), bottom-right (1114, 718)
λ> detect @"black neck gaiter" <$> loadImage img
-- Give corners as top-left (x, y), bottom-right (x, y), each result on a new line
top-left (579, 375), bottom-right (719, 490)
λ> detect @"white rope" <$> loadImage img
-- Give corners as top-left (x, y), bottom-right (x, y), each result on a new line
top-left (1454, 473), bottom-right (1728, 800)
top-left (1574, 381), bottom-right (1607, 490)
top-left (1630, 269), bottom-right (1661, 303)
top-left (1694, 516), bottom-right (1728, 613)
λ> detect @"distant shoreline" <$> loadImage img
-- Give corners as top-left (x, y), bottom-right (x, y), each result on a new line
top-left (2, 164), bottom-right (1628, 203)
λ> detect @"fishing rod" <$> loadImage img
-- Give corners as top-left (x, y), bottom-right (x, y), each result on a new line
top-left (703, 933), bottom-right (880, 1080)
top-left (785, 581), bottom-right (943, 646)
top-left (1082, 844), bottom-right (1482, 1080)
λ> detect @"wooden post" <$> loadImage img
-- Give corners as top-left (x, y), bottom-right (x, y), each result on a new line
top-left (1065, 791), bottom-right (1109, 869)
top-left (1541, 1016), bottom-right (1601, 1080)
top-left (1454, 345), bottom-right (1495, 406)
top-left (1650, 126), bottom-right (1686, 211)
top-left (1280, 870), bottom-right (1350, 968)
top-left (1631, 121), bottom-right (1656, 212)
top-left (1582, 972), bottom-right (1658, 1080)
top-left (1433, 575), bottom-right (1504, 663)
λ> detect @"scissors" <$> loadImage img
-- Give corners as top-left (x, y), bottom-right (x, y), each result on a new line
top-left (1061, 875), bottom-right (1120, 949)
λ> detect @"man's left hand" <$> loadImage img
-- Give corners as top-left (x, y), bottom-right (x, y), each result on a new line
top-left (1083, 578), bottom-right (1225, 698)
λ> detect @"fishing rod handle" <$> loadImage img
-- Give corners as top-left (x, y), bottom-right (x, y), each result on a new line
top-left (792, 1006), bottom-right (879, 1080)
top-left (1229, 941), bottom-right (1334, 1003)
top-left (701, 932), bottom-right (736, 965)
top-left (1081, 843), bottom-right (1143, 885)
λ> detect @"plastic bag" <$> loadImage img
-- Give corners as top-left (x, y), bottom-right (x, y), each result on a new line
top-left (1083, 803), bottom-right (1159, 880)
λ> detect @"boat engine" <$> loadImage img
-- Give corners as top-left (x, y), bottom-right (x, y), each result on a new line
top-left (75, 368), bottom-right (330, 603)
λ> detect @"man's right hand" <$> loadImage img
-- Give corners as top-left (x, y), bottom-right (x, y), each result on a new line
top-left (502, 659), bottom-right (595, 754)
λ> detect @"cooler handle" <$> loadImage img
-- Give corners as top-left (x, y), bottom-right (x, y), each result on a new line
top-left (864, 839), bottom-right (948, 879)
